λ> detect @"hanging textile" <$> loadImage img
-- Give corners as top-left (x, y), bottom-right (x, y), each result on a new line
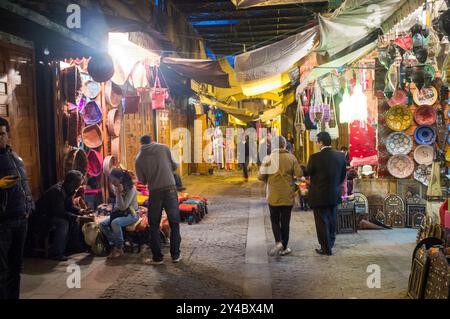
top-left (231, 0), bottom-right (323, 8)
top-left (162, 57), bottom-right (231, 88)
top-left (199, 95), bottom-right (256, 123)
top-left (235, 26), bottom-right (318, 83)
top-left (349, 120), bottom-right (377, 162)
top-left (260, 103), bottom-right (286, 123)
top-left (297, 41), bottom-right (377, 95)
top-left (315, 0), bottom-right (425, 57)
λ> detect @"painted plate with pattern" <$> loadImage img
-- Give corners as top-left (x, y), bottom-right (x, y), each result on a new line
top-left (414, 145), bottom-right (434, 165)
top-left (385, 132), bottom-right (413, 155)
top-left (387, 155), bottom-right (415, 179)
top-left (414, 164), bottom-right (432, 186)
top-left (385, 106), bottom-right (413, 132)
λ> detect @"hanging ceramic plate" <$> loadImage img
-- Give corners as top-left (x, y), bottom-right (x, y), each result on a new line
top-left (385, 132), bottom-right (413, 155)
top-left (385, 106), bottom-right (413, 131)
top-left (387, 155), bottom-right (415, 179)
top-left (82, 80), bottom-right (101, 99)
top-left (414, 145), bottom-right (434, 165)
top-left (414, 105), bottom-right (437, 125)
top-left (413, 86), bottom-right (438, 106)
top-left (414, 125), bottom-right (436, 145)
top-left (414, 164), bottom-right (432, 186)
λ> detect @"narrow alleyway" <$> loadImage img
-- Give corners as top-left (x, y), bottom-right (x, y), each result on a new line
top-left (21, 171), bottom-right (416, 299)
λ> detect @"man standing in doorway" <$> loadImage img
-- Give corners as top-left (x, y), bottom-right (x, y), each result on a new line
top-left (135, 135), bottom-right (181, 265)
top-left (306, 132), bottom-right (346, 256)
top-left (0, 117), bottom-right (33, 299)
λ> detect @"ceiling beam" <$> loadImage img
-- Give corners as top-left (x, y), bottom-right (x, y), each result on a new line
top-left (200, 28), bottom-right (306, 38)
top-left (188, 8), bottom-right (319, 20)
top-left (189, 15), bottom-right (314, 22)
top-left (194, 22), bottom-right (306, 33)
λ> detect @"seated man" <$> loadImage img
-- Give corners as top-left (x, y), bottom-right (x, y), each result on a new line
top-left (35, 170), bottom-right (86, 261)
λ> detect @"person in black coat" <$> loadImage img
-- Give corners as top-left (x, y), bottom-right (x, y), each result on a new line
top-left (0, 117), bottom-right (33, 299)
top-left (306, 132), bottom-right (346, 256)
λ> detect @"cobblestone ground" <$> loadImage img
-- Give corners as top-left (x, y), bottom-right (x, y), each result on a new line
top-left (21, 171), bottom-right (416, 299)
top-left (101, 172), bottom-right (253, 299)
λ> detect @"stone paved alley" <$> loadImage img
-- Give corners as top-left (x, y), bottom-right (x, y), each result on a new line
top-left (20, 172), bottom-right (416, 299)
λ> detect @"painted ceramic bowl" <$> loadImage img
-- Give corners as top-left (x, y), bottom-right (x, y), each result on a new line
top-left (414, 125), bottom-right (436, 145)
top-left (385, 132), bottom-right (413, 155)
top-left (414, 164), bottom-right (432, 186)
top-left (414, 145), bottom-right (434, 165)
top-left (387, 155), bottom-right (415, 179)
top-left (414, 106), bottom-right (436, 125)
top-left (413, 86), bottom-right (438, 106)
top-left (385, 106), bottom-right (413, 131)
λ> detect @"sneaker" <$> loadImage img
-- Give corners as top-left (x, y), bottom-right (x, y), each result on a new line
top-left (143, 258), bottom-right (164, 265)
top-left (108, 248), bottom-right (124, 259)
top-left (172, 256), bottom-right (182, 263)
top-left (269, 242), bottom-right (283, 256)
top-left (280, 248), bottom-right (292, 256)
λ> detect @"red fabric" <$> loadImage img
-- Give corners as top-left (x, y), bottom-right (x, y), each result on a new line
top-left (349, 121), bottom-right (377, 162)
top-left (179, 203), bottom-right (197, 211)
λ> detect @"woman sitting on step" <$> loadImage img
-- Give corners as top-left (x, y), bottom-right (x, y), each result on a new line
top-left (100, 168), bottom-right (139, 258)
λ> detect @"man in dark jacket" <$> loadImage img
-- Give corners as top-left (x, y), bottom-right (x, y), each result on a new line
top-left (35, 170), bottom-right (85, 261)
top-left (306, 132), bottom-right (346, 256)
top-left (135, 135), bottom-right (181, 265)
top-left (0, 117), bottom-right (33, 299)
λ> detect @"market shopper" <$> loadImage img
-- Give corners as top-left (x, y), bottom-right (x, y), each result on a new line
top-left (306, 132), bottom-right (347, 256)
top-left (135, 135), bottom-right (181, 265)
top-left (100, 168), bottom-right (139, 259)
top-left (0, 117), bottom-right (34, 299)
top-left (259, 135), bottom-right (302, 256)
top-left (34, 170), bottom-right (85, 261)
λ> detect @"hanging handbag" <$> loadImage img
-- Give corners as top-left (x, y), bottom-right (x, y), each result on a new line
top-left (327, 94), bottom-right (340, 140)
top-left (151, 68), bottom-right (168, 110)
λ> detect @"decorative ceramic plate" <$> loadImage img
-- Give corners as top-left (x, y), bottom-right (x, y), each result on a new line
top-left (414, 164), bottom-right (432, 186)
top-left (385, 132), bottom-right (413, 155)
top-left (385, 106), bottom-right (413, 131)
top-left (414, 145), bottom-right (434, 165)
top-left (414, 106), bottom-right (437, 125)
top-left (387, 155), bottom-right (415, 179)
top-left (82, 80), bottom-right (101, 99)
top-left (413, 86), bottom-right (438, 106)
top-left (414, 125), bottom-right (436, 145)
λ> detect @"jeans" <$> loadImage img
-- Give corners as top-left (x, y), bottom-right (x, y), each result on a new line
top-left (148, 189), bottom-right (181, 261)
top-left (268, 205), bottom-right (293, 250)
top-left (313, 206), bottom-right (337, 254)
top-left (100, 214), bottom-right (139, 249)
top-left (242, 161), bottom-right (249, 179)
top-left (49, 217), bottom-right (69, 258)
top-left (0, 217), bottom-right (28, 299)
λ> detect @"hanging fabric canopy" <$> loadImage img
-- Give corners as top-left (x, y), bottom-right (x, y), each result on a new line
top-left (162, 57), bottom-right (231, 88)
top-left (259, 103), bottom-right (286, 123)
top-left (199, 95), bottom-right (256, 122)
top-left (316, 0), bottom-right (425, 58)
top-left (231, 0), bottom-right (327, 9)
top-left (297, 41), bottom-right (377, 95)
top-left (235, 26), bottom-right (318, 83)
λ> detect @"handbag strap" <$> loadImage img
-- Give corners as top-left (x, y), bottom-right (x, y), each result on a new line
top-left (153, 68), bottom-right (161, 89)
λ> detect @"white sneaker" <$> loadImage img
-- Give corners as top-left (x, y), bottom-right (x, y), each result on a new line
top-left (280, 247), bottom-right (292, 256)
top-left (143, 258), bottom-right (164, 265)
top-left (269, 242), bottom-right (283, 256)
top-left (172, 256), bottom-right (182, 263)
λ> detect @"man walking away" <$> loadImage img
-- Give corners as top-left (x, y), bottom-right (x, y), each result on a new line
top-left (135, 135), bottom-right (181, 265)
top-left (259, 136), bottom-right (302, 256)
top-left (0, 117), bottom-right (33, 299)
top-left (306, 132), bottom-right (346, 256)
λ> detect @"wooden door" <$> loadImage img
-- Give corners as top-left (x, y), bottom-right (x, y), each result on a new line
top-left (0, 40), bottom-right (41, 197)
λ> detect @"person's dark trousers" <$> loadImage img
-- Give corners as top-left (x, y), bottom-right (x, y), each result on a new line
top-left (0, 217), bottom-right (28, 299)
top-left (242, 161), bottom-right (249, 179)
top-left (49, 217), bottom-right (69, 258)
top-left (312, 206), bottom-right (337, 254)
top-left (300, 197), bottom-right (309, 211)
top-left (268, 205), bottom-right (293, 250)
top-left (148, 189), bottom-right (181, 262)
